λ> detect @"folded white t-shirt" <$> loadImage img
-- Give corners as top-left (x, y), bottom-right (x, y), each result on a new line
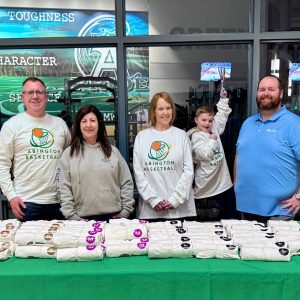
top-left (240, 246), bottom-right (290, 261)
top-left (56, 245), bottom-right (104, 261)
top-left (15, 245), bottom-right (56, 258)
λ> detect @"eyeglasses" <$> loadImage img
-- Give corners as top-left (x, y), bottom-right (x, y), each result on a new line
top-left (22, 91), bottom-right (48, 97)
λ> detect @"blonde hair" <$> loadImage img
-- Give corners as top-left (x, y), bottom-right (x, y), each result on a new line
top-left (148, 92), bottom-right (176, 126)
top-left (195, 106), bottom-right (214, 118)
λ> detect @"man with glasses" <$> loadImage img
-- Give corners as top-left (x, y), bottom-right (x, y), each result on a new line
top-left (0, 77), bottom-right (71, 221)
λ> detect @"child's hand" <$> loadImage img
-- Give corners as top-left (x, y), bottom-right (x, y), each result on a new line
top-left (209, 132), bottom-right (217, 140)
top-left (220, 88), bottom-right (227, 98)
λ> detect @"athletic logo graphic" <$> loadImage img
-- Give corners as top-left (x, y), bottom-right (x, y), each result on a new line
top-left (137, 242), bottom-right (147, 249)
top-left (75, 15), bottom-right (130, 76)
top-left (30, 128), bottom-right (54, 148)
top-left (181, 242), bottom-right (191, 249)
top-left (148, 141), bottom-right (170, 160)
top-left (86, 236), bottom-right (96, 244)
top-left (0, 242), bottom-right (11, 252)
top-left (47, 247), bottom-right (56, 256)
top-left (86, 245), bottom-right (97, 251)
top-left (133, 229), bottom-right (142, 238)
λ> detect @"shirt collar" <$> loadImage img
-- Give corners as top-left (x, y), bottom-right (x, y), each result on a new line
top-left (255, 105), bottom-right (286, 123)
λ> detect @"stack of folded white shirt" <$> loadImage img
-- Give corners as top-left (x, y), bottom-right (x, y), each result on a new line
top-left (148, 227), bottom-right (189, 241)
top-left (219, 219), bottom-right (294, 261)
top-left (147, 221), bottom-right (194, 258)
top-left (14, 220), bottom-right (105, 261)
top-left (232, 235), bottom-right (279, 248)
top-left (268, 220), bottom-right (300, 231)
top-left (148, 239), bottom-right (193, 258)
top-left (53, 221), bottom-right (104, 247)
top-left (0, 241), bottom-right (15, 260)
top-left (224, 222), bottom-right (272, 238)
top-left (147, 220), bottom-right (182, 229)
top-left (105, 222), bottom-right (148, 241)
top-left (105, 219), bottom-right (149, 257)
top-left (0, 219), bottom-right (21, 241)
top-left (105, 238), bottom-right (149, 257)
top-left (220, 219), bottom-right (261, 227)
top-left (14, 220), bottom-right (64, 245)
top-left (14, 220), bottom-right (64, 259)
top-left (240, 245), bottom-right (291, 261)
top-left (184, 221), bottom-right (227, 241)
top-left (0, 219), bottom-right (20, 260)
top-left (267, 220), bottom-right (300, 255)
top-left (56, 245), bottom-right (104, 262)
top-left (223, 221), bottom-right (286, 254)
top-left (55, 220), bottom-right (105, 262)
top-left (182, 221), bottom-right (239, 259)
top-left (184, 221), bottom-right (224, 230)
top-left (0, 219), bottom-right (20, 243)
top-left (108, 218), bottom-right (148, 226)
top-left (192, 242), bottom-right (239, 259)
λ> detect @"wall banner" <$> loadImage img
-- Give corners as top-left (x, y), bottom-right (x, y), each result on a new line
top-left (0, 8), bottom-right (149, 126)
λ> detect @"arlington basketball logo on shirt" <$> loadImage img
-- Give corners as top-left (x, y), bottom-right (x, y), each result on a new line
top-left (31, 128), bottom-right (54, 148)
top-left (148, 141), bottom-right (170, 160)
top-left (144, 141), bottom-right (175, 172)
top-left (26, 127), bottom-right (62, 160)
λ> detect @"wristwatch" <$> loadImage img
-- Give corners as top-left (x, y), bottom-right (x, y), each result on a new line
top-left (295, 192), bottom-right (300, 200)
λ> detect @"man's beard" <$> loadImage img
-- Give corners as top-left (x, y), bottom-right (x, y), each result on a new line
top-left (256, 95), bottom-right (281, 110)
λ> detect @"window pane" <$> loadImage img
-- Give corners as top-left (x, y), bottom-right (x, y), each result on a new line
top-left (260, 43), bottom-right (300, 115)
top-left (0, 1), bottom-right (116, 38)
top-left (262, 0), bottom-right (300, 31)
top-left (0, 47), bottom-right (118, 144)
top-left (126, 0), bottom-right (250, 36)
top-left (127, 44), bottom-right (249, 176)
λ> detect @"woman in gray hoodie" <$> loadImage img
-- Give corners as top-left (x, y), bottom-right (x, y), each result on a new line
top-left (56, 105), bottom-right (135, 221)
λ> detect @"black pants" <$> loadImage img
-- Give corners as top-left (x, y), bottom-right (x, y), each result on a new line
top-left (195, 187), bottom-right (237, 222)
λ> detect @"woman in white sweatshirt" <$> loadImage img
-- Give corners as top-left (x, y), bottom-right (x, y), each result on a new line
top-left (57, 105), bottom-right (135, 221)
top-left (133, 92), bottom-right (196, 220)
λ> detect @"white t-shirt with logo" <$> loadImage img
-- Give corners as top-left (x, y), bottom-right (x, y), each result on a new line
top-left (0, 112), bottom-right (71, 204)
top-left (133, 126), bottom-right (196, 219)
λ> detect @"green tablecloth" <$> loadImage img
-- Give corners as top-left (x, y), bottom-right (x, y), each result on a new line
top-left (1, 256), bottom-right (300, 300)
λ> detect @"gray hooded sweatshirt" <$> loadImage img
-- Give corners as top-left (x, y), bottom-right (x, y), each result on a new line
top-left (56, 142), bottom-right (134, 220)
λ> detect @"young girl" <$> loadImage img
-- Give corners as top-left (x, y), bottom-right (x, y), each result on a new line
top-left (187, 92), bottom-right (233, 220)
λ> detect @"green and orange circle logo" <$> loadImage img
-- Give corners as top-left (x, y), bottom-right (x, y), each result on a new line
top-left (30, 127), bottom-right (54, 148)
top-left (148, 141), bottom-right (170, 160)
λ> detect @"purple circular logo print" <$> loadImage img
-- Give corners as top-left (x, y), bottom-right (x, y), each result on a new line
top-left (140, 238), bottom-right (149, 243)
top-left (86, 236), bottom-right (96, 244)
top-left (139, 220), bottom-right (148, 224)
top-left (137, 242), bottom-right (147, 249)
top-left (94, 227), bottom-right (102, 233)
top-left (88, 230), bottom-right (97, 235)
top-left (92, 222), bottom-right (101, 228)
top-left (86, 245), bottom-right (96, 251)
top-left (133, 229), bottom-right (142, 238)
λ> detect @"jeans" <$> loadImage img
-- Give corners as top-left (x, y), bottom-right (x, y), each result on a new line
top-left (21, 202), bottom-right (65, 221)
top-left (82, 212), bottom-right (121, 222)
